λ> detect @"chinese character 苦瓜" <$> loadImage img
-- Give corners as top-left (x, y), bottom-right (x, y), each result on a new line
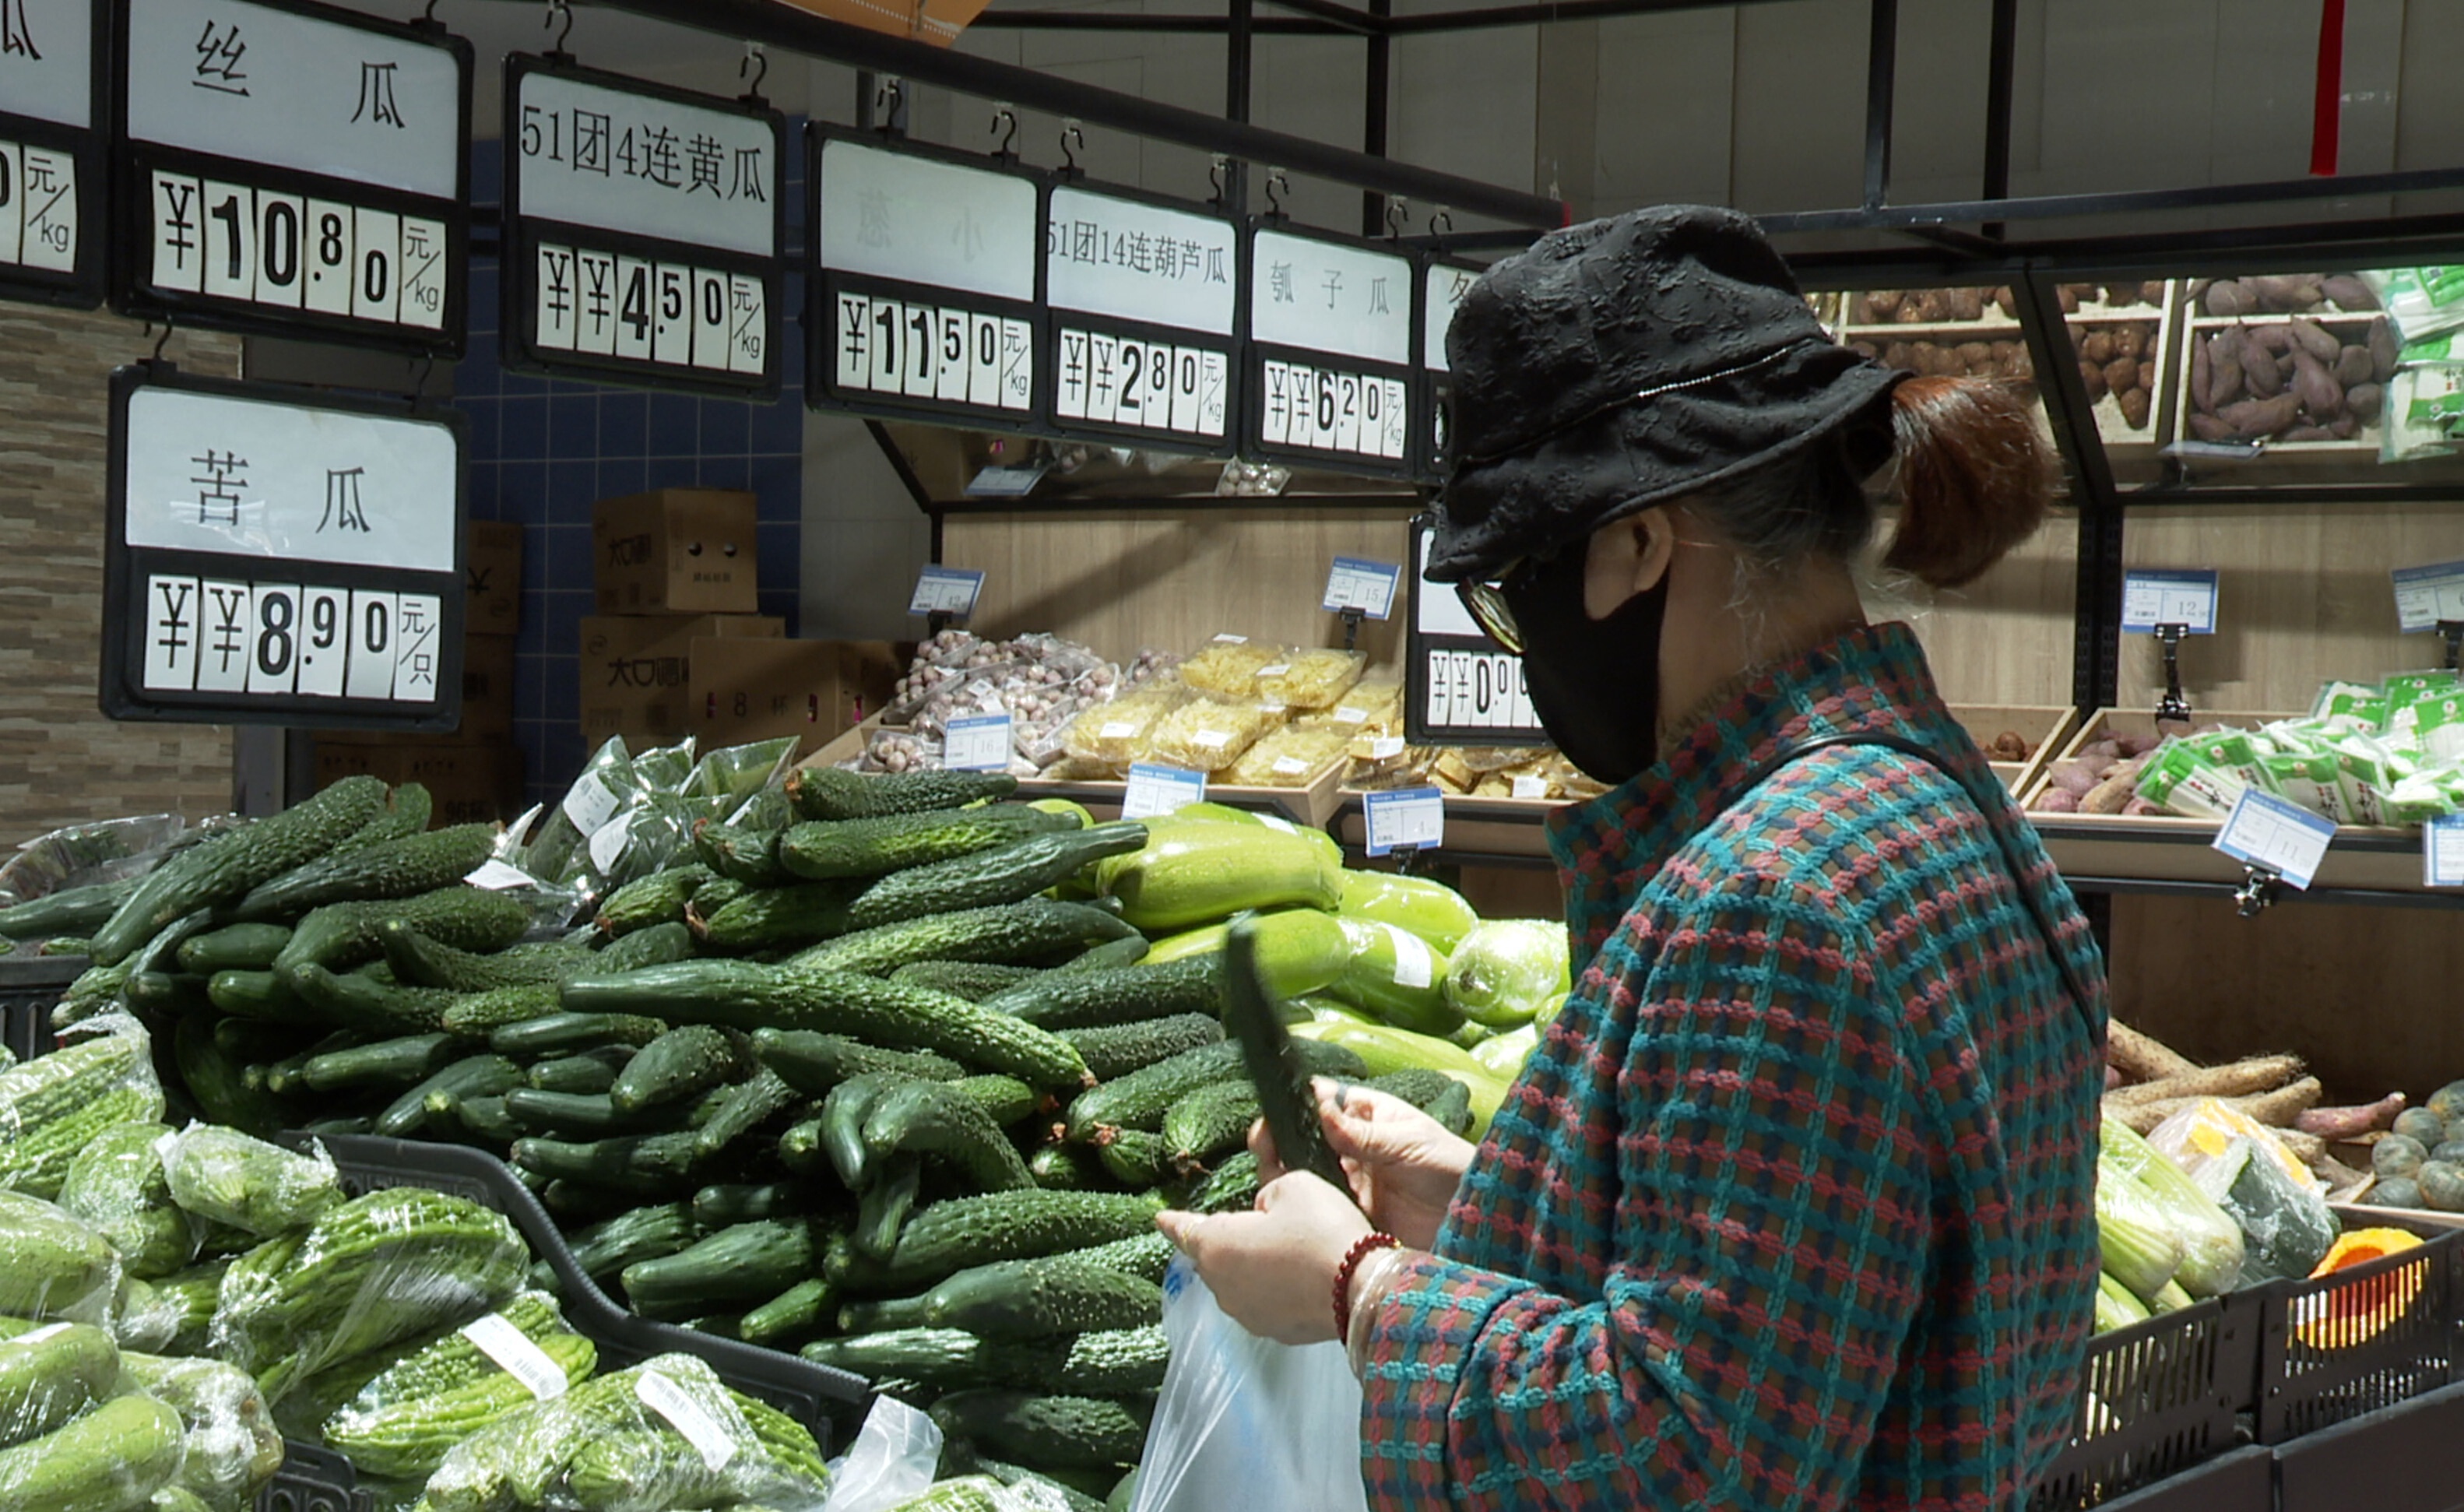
top-left (687, 134), bottom-right (723, 196)
top-left (2, 0), bottom-right (39, 60)
top-left (191, 450), bottom-right (248, 527)
top-left (732, 147), bottom-right (767, 202)
top-left (858, 187), bottom-right (891, 250)
top-left (351, 61), bottom-right (406, 128)
top-left (318, 468), bottom-right (371, 534)
top-left (1268, 262), bottom-right (1295, 305)
top-left (193, 19), bottom-right (248, 96)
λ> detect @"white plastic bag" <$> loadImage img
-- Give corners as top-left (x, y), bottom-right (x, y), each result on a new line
top-left (1129, 1257), bottom-right (1369, 1512)
top-left (820, 1394), bottom-right (944, 1512)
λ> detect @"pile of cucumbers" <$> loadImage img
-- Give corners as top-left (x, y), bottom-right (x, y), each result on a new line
top-left (27, 760), bottom-right (1540, 1509)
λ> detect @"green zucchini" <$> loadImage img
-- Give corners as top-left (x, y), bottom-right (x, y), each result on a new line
top-left (786, 899), bottom-right (1141, 979)
top-left (924, 1255), bottom-right (1163, 1339)
top-left (123, 969), bottom-right (209, 1016)
top-left (612, 1024), bottom-right (750, 1112)
top-left (375, 1054), bottom-right (523, 1138)
top-left (301, 1031), bottom-right (462, 1094)
top-left (927, 1391), bottom-right (1153, 1472)
top-left (90, 776), bottom-right (388, 964)
top-left (1049, 936), bottom-right (1151, 974)
top-left (779, 803), bottom-right (1080, 882)
top-left (620, 1218), bottom-right (824, 1313)
top-left (1064, 1039), bottom-right (1362, 1141)
top-left (692, 1182), bottom-right (821, 1228)
top-left (823, 1072), bottom-right (921, 1190)
top-left (804, 1324), bottom-right (1169, 1396)
top-left (888, 961), bottom-right (1042, 1001)
top-left (845, 824), bottom-right (1150, 930)
top-left (594, 864), bottom-right (715, 937)
top-left (863, 1080), bottom-right (1036, 1193)
top-left (231, 822), bottom-right (497, 923)
top-left (986, 958), bottom-right (1222, 1031)
top-left (565, 1202), bottom-right (698, 1285)
top-left (864, 1190), bottom-right (1168, 1290)
top-left (693, 884), bottom-right (855, 953)
top-left (524, 1046), bottom-right (634, 1094)
top-left (1060, 1014), bottom-right (1225, 1081)
top-left (752, 1029), bottom-right (965, 1097)
top-left (568, 963), bottom-right (1088, 1088)
top-left (788, 766), bottom-right (1019, 821)
top-left (174, 922), bottom-right (293, 974)
top-left (489, 1011), bottom-right (669, 1059)
top-left (172, 1014), bottom-right (297, 1139)
top-left (778, 1116), bottom-right (828, 1177)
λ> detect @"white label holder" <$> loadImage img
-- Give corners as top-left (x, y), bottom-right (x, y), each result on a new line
top-left (943, 712), bottom-right (1012, 772)
top-left (1322, 555), bottom-right (1403, 620)
top-left (1362, 785), bottom-right (1445, 858)
top-left (2213, 789), bottom-right (2337, 892)
top-left (2121, 569), bottom-right (2220, 635)
top-left (909, 565), bottom-right (984, 618)
top-left (2392, 560), bottom-right (2464, 635)
top-left (1120, 761), bottom-right (1206, 821)
top-left (2427, 814), bottom-right (2464, 890)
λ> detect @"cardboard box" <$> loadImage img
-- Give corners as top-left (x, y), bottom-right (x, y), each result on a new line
top-left (685, 638), bottom-right (905, 756)
top-left (466, 521), bottom-right (525, 635)
top-left (458, 633), bottom-right (517, 739)
top-left (578, 614), bottom-right (782, 747)
top-left (313, 739), bottom-right (524, 825)
top-left (592, 490), bottom-right (759, 614)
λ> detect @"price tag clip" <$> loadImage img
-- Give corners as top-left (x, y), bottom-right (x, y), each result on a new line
top-left (2213, 789), bottom-right (2336, 906)
top-left (2442, 619), bottom-right (2463, 673)
top-left (2233, 865), bottom-right (2284, 917)
top-left (2156, 624), bottom-right (2192, 724)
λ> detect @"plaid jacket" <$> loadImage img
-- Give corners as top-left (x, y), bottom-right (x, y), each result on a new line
top-left (1359, 623), bottom-right (2107, 1512)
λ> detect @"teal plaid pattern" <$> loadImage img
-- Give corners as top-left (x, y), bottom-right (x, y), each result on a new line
top-left (1357, 623), bottom-right (2107, 1511)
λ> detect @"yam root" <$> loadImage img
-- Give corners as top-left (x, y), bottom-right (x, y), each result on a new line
top-left (2241, 1075), bottom-right (2325, 1126)
top-left (2107, 1019), bottom-right (2199, 1081)
top-left (2107, 1078), bottom-right (2323, 1135)
top-left (2080, 769), bottom-right (2137, 814)
top-left (2105, 1053), bottom-right (2305, 1108)
top-left (2294, 1092), bottom-right (2406, 1141)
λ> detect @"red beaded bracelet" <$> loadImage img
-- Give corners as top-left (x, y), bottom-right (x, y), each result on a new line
top-left (1333, 1231), bottom-right (1403, 1341)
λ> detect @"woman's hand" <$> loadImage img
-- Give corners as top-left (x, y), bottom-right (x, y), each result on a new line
top-left (1155, 1171), bottom-right (1370, 1345)
top-left (1255, 1078), bottom-right (1475, 1250)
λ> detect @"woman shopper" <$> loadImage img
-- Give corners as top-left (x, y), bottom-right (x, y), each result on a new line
top-left (1156, 205), bottom-right (2110, 1511)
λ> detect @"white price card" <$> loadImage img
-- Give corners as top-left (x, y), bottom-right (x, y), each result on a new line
top-left (1362, 786), bottom-right (1446, 858)
top-left (465, 859), bottom-right (534, 891)
top-left (944, 712), bottom-right (1012, 772)
top-left (459, 1313), bottom-right (570, 1401)
top-left (1322, 556), bottom-right (1403, 620)
top-left (2121, 569), bottom-right (2220, 635)
top-left (908, 565), bottom-right (984, 618)
top-left (2213, 789), bottom-right (2337, 891)
top-left (2427, 814), bottom-right (2464, 889)
top-left (1120, 762), bottom-right (1206, 821)
top-left (634, 1371), bottom-right (736, 1472)
top-left (2392, 560), bottom-right (2464, 634)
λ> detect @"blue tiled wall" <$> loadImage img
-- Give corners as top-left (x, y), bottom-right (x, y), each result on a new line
top-left (454, 130), bottom-right (809, 807)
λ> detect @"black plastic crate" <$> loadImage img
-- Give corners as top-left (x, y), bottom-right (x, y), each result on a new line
top-left (2028, 1290), bottom-right (2264, 1510)
top-left (0, 954), bottom-right (78, 1062)
top-left (258, 1440), bottom-right (372, 1512)
top-left (2088, 1443), bottom-right (2273, 1512)
top-left (2258, 1225), bottom-right (2464, 1445)
top-left (2274, 1377), bottom-right (2464, 1512)
top-left (301, 1131), bottom-right (870, 1453)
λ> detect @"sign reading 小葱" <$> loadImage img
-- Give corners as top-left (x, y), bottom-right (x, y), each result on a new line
top-left (1046, 181), bottom-right (1240, 454)
top-left (1246, 223), bottom-right (1414, 476)
top-left (810, 128), bottom-right (1042, 428)
top-left (1417, 257), bottom-right (1481, 480)
top-left (505, 56), bottom-right (783, 398)
top-left (0, 0), bottom-right (106, 308)
top-left (112, 0), bottom-right (470, 353)
top-left (100, 364), bottom-right (465, 729)
top-left (1403, 520), bottom-right (1544, 745)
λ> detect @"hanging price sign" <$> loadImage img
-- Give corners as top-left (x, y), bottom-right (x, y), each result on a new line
top-left (1402, 519), bottom-right (1544, 745)
top-left (0, 0), bottom-right (106, 308)
top-left (111, 0), bottom-right (469, 354)
top-left (1416, 256), bottom-right (1482, 482)
top-left (1246, 222), bottom-right (1414, 478)
top-left (1046, 181), bottom-right (1241, 455)
top-left (810, 128), bottom-right (1042, 430)
top-left (100, 364), bottom-right (466, 729)
top-left (506, 55), bottom-right (783, 399)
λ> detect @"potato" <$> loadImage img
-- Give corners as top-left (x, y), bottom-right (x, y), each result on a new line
top-left (2286, 318), bottom-right (2340, 362)
top-left (2346, 382), bottom-right (2385, 424)
top-left (2079, 329), bottom-right (2115, 365)
top-left (1993, 287), bottom-right (2018, 319)
top-left (1863, 290), bottom-right (1899, 320)
top-left (2104, 357), bottom-right (2140, 396)
top-left (2079, 360), bottom-right (2110, 402)
top-left (2290, 347), bottom-right (2342, 418)
top-left (1849, 340), bottom-right (1879, 360)
top-left (1911, 290), bottom-right (1948, 322)
top-left (2119, 386), bottom-right (2153, 430)
top-left (2102, 283), bottom-right (2139, 308)
top-left (1956, 341), bottom-right (1995, 374)
top-left (2370, 316), bottom-right (2400, 382)
top-left (2141, 280), bottom-right (2168, 306)
top-left (2206, 280), bottom-right (2255, 317)
top-left (1883, 342), bottom-right (1916, 371)
top-left (2333, 345), bottom-right (2374, 389)
top-left (2005, 343), bottom-right (2034, 382)
top-left (2322, 273), bottom-right (2378, 311)
top-left (1896, 297), bottom-right (1931, 323)
top-left (1945, 287), bottom-right (1985, 322)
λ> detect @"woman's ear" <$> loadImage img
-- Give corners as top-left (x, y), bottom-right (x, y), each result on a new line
top-left (1583, 508), bottom-right (1676, 620)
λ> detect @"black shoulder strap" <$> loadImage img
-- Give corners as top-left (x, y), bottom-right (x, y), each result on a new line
top-left (1738, 732), bottom-right (2101, 1036)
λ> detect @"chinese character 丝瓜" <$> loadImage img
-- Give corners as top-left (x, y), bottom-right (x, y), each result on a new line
top-left (350, 61), bottom-right (406, 128)
top-left (318, 468), bottom-right (371, 534)
top-left (193, 19), bottom-right (248, 96)
top-left (190, 451), bottom-right (247, 527)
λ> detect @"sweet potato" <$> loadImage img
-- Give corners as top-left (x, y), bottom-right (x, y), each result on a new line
top-left (2247, 323), bottom-right (2295, 357)
top-left (2251, 275), bottom-right (2323, 312)
top-left (1945, 287), bottom-right (1985, 322)
top-left (2291, 347), bottom-right (2342, 418)
top-left (2221, 393), bottom-right (2300, 438)
top-left (2333, 344), bottom-right (2374, 390)
top-left (2295, 1092), bottom-right (2406, 1141)
top-left (2107, 1019), bottom-right (2200, 1081)
top-left (2322, 273), bottom-right (2378, 311)
top-left (2188, 414), bottom-right (2240, 444)
top-left (2107, 1053), bottom-right (2305, 1107)
top-left (2079, 329), bottom-right (2115, 365)
top-left (2191, 334), bottom-right (2213, 412)
top-left (2346, 383), bottom-right (2384, 424)
top-left (2207, 330), bottom-right (2247, 407)
top-left (2034, 788), bottom-right (2082, 814)
top-left (2370, 316), bottom-right (2399, 382)
top-left (2206, 280), bottom-right (2255, 317)
top-left (2104, 357), bottom-right (2141, 397)
top-left (2109, 1078), bottom-right (2323, 1135)
top-left (2287, 318), bottom-right (2340, 363)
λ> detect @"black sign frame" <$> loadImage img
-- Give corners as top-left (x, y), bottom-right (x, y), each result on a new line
top-left (0, 0), bottom-right (109, 310)
top-left (107, 0), bottom-right (471, 358)
top-left (501, 52), bottom-right (786, 402)
top-left (806, 123), bottom-right (1049, 436)
top-left (1415, 254), bottom-right (1484, 485)
top-left (1042, 171), bottom-right (1246, 460)
top-left (1242, 214), bottom-right (1419, 483)
top-left (1401, 515), bottom-right (1545, 747)
top-left (100, 362), bottom-right (468, 730)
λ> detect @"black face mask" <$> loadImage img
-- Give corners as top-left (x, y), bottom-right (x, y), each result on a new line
top-left (1499, 543), bottom-right (1671, 787)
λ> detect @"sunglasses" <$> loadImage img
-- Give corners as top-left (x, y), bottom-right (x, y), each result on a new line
top-left (1453, 554), bottom-right (1548, 655)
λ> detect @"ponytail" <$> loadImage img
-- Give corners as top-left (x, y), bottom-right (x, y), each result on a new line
top-left (1879, 375), bottom-right (2061, 589)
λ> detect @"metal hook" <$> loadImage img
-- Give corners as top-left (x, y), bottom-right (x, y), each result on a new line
top-left (989, 104), bottom-right (1018, 161)
top-left (412, 354), bottom-right (437, 402)
top-left (1385, 196), bottom-right (1408, 240)
top-left (1060, 121), bottom-right (1084, 176)
top-left (149, 319), bottom-right (173, 364)
top-left (739, 42), bottom-right (767, 104)
top-left (419, 0), bottom-right (438, 23)
top-left (1264, 168), bottom-right (1288, 219)
top-left (1207, 154), bottom-right (1228, 208)
top-left (875, 76), bottom-right (905, 135)
top-left (1429, 207), bottom-right (1454, 239)
top-left (544, 0), bottom-right (573, 58)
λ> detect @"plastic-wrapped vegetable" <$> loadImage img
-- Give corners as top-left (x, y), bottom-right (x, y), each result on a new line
top-left (160, 1126), bottom-right (341, 1239)
top-left (0, 1391), bottom-right (185, 1510)
top-left (0, 813), bottom-right (188, 911)
top-left (1061, 682), bottom-right (1195, 769)
top-left (1442, 920), bottom-right (1573, 1030)
top-left (1143, 697), bottom-right (1282, 772)
top-left (422, 1352), bottom-right (832, 1512)
top-left (2194, 1134), bottom-right (2341, 1288)
top-left (1176, 637), bottom-right (1283, 700)
top-left (1220, 723), bottom-right (1352, 788)
top-left (120, 1348), bottom-right (287, 1509)
top-left (2093, 1155), bottom-right (2186, 1304)
top-left (211, 1187), bottom-right (529, 1395)
top-left (0, 1190), bottom-right (121, 1325)
top-left (54, 1123), bottom-right (199, 1279)
top-left (1255, 649), bottom-right (1366, 712)
top-left (2097, 1116), bottom-right (2243, 1297)
top-left (322, 1290), bottom-right (596, 1479)
top-left (0, 1318), bottom-right (119, 1451)
top-left (0, 1014), bottom-right (166, 1199)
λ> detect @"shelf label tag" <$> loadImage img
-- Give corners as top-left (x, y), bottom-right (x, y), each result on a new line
top-left (2392, 560), bottom-right (2464, 634)
top-left (1363, 785), bottom-right (1445, 857)
top-left (2428, 814), bottom-right (2464, 889)
top-left (908, 565), bottom-right (984, 617)
top-left (1121, 761), bottom-right (1206, 821)
top-left (460, 1313), bottom-right (569, 1401)
top-left (1322, 555), bottom-right (1403, 619)
top-left (2213, 789), bottom-right (2336, 890)
top-left (465, 859), bottom-right (533, 891)
top-left (943, 712), bottom-right (1011, 772)
top-left (2122, 569), bottom-right (2220, 635)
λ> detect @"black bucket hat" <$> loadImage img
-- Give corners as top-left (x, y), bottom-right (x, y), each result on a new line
top-left (1424, 204), bottom-right (1904, 585)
